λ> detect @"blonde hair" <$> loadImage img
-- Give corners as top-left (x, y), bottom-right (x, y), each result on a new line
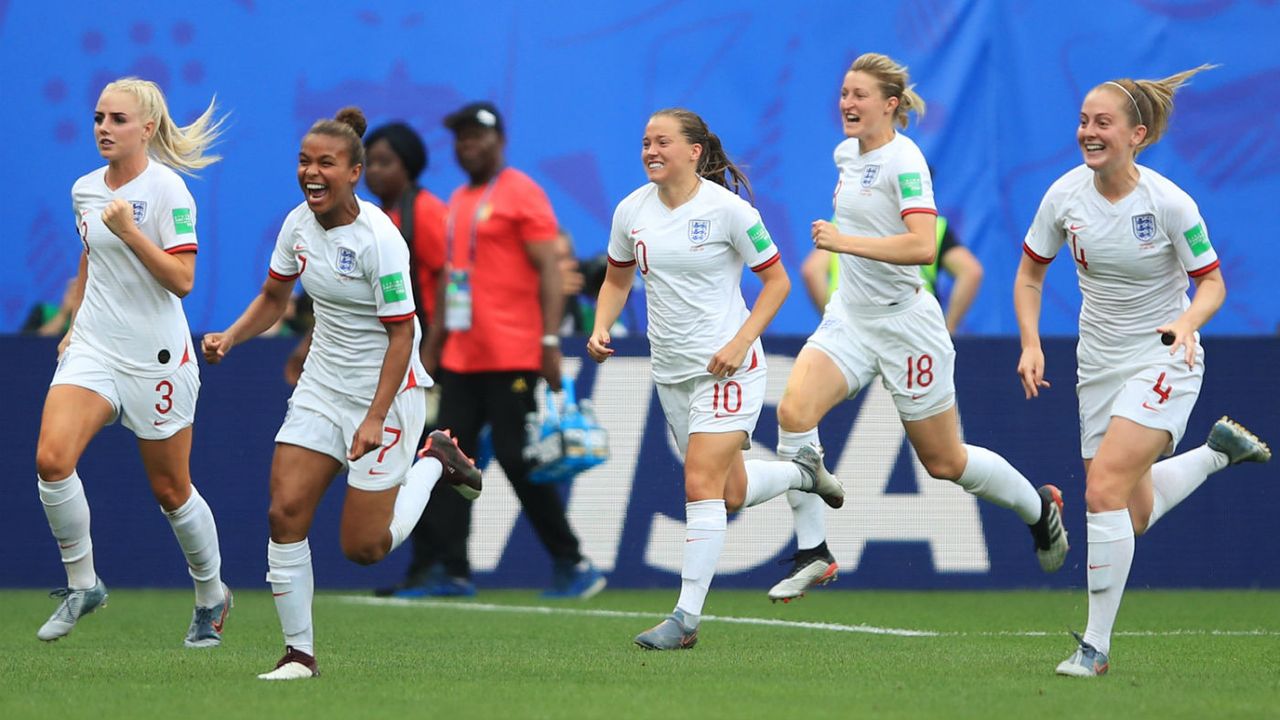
top-left (306, 106), bottom-right (368, 167)
top-left (101, 77), bottom-right (225, 175)
top-left (849, 53), bottom-right (926, 129)
top-left (1098, 64), bottom-right (1217, 152)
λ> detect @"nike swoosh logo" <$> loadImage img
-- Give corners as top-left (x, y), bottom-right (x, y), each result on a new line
top-left (686, 537), bottom-right (709, 543)
top-left (1087, 564), bottom-right (1111, 570)
top-left (368, 468), bottom-right (389, 476)
top-left (1141, 402), bottom-right (1159, 411)
top-left (272, 591), bottom-right (291, 597)
top-left (153, 419), bottom-right (170, 426)
top-left (293, 243), bottom-right (306, 251)
top-left (212, 614), bottom-right (226, 633)
top-left (911, 394), bottom-right (924, 400)
top-left (712, 413), bottom-right (737, 419)
top-left (630, 228), bottom-right (644, 235)
top-left (59, 542), bottom-right (79, 549)
top-left (1069, 224), bottom-right (1084, 231)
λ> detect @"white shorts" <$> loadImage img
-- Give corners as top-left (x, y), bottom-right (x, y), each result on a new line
top-left (1077, 350), bottom-right (1204, 459)
top-left (51, 343), bottom-right (199, 441)
top-left (805, 291), bottom-right (956, 421)
top-left (655, 362), bottom-right (767, 457)
top-left (275, 375), bottom-right (427, 491)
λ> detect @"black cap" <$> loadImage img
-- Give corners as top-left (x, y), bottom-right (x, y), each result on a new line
top-left (443, 101), bottom-right (504, 135)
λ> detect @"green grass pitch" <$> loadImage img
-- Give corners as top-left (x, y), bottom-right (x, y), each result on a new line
top-left (2, 589), bottom-right (1277, 719)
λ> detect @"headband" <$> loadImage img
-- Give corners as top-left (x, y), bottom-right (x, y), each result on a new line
top-left (1104, 81), bottom-right (1143, 126)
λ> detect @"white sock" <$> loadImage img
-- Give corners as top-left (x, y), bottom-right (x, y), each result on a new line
top-left (776, 427), bottom-right (820, 460)
top-left (389, 457), bottom-right (442, 551)
top-left (163, 486), bottom-right (224, 607)
top-left (1082, 509), bottom-right (1135, 657)
top-left (788, 491), bottom-right (827, 550)
top-left (38, 471), bottom-right (96, 590)
top-left (267, 539), bottom-right (315, 656)
top-left (1146, 445), bottom-right (1230, 531)
top-left (953, 445), bottom-right (1043, 524)
top-left (742, 459), bottom-right (804, 509)
top-left (674, 499), bottom-right (726, 617)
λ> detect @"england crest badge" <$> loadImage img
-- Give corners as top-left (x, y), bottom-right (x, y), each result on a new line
top-left (861, 164), bottom-right (881, 187)
top-left (688, 219), bottom-right (710, 245)
top-left (130, 200), bottom-right (147, 224)
top-left (336, 246), bottom-right (358, 274)
top-left (1132, 213), bottom-right (1157, 245)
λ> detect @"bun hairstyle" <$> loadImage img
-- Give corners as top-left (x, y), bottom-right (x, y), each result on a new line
top-left (849, 53), bottom-right (926, 129)
top-left (306, 105), bottom-right (368, 166)
top-left (102, 77), bottom-right (225, 175)
top-left (652, 108), bottom-right (753, 202)
top-left (1097, 64), bottom-right (1216, 153)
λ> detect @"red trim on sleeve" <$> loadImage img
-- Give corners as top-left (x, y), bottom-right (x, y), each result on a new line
top-left (165, 243), bottom-right (198, 255)
top-left (268, 268), bottom-right (300, 281)
top-left (751, 254), bottom-right (781, 272)
top-left (1188, 259), bottom-right (1220, 278)
top-left (379, 311), bottom-right (416, 324)
top-left (608, 256), bottom-right (636, 267)
top-left (1022, 243), bottom-right (1053, 264)
top-left (901, 207), bottom-right (938, 218)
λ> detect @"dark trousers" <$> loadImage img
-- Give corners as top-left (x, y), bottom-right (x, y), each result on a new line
top-left (407, 369), bottom-right (583, 579)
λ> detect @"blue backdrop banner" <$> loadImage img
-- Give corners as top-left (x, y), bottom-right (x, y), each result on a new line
top-left (1, 336), bottom-right (1275, 591)
top-left (2, 1), bottom-right (1278, 336)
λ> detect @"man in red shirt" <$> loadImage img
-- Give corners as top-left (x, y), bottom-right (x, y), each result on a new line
top-left (415, 101), bottom-right (605, 598)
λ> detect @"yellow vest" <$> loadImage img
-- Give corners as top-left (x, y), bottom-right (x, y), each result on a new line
top-left (826, 216), bottom-right (947, 296)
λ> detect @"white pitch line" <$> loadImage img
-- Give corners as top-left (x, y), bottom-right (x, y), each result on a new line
top-left (335, 595), bottom-right (938, 637)
top-left (334, 596), bottom-right (1280, 639)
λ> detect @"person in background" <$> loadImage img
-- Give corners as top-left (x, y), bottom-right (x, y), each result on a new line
top-left (33, 77), bottom-right (231, 647)
top-left (412, 101), bottom-right (605, 599)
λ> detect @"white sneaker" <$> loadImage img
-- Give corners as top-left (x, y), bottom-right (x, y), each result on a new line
top-left (767, 549), bottom-right (838, 603)
top-left (1031, 485), bottom-right (1069, 573)
top-left (37, 578), bottom-right (108, 642)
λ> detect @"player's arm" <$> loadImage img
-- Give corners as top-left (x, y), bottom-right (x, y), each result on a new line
top-left (811, 211), bottom-right (936, 266)
top-left (421, 266), bottom-right (448, 376)
top-left (1158, 267), bottom-right (1225, 370)
top-left (350, 317), bottom-right (414, 460)
top-left (708, 259), bottom-right (790, 378)
top-left (525, 238), bottom-right (565, 391)
top-left (1014, 252), bottom-right (1052, 399)
top-left (202, 275), bottom-right (295, 364)
top-left (101, 198), bottom-right (196, 297)
top-left (940, 245), bottom-right (984, 334)
top-left (800, 248), bottom-right (833, 311)
top-left (56, 251), bottom-right (89, 356)
top-left (587, 261), bottom-right (635, 363)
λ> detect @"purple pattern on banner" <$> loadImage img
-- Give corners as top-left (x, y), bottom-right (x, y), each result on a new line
top-left (81, 30), bottom-right (104, 54)
top-left (539, 153), bottom-right (613, 228)
top-left (43, 79), bottom-right (66, 103)
top-left (129, 21), bottom-right (153, 45)
top-left (172, 20), bottom-right (194, 45)
top-left (1171, 69), bottom-right (1280, 189)
top-left (1134, 0), bottom-right (1235, 19)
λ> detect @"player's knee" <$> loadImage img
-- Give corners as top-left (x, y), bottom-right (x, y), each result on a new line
top-left (776, 396), bottom-right (817, 433)
top-left (920, 452), bottom-right (965, 482)
top-left (683, 470), bottom-right (720, 503)
top-left (149, 481), bottom-right (189, 512)
top-left (1083, 481), bottom-right (1125, 514)
top-left (35, 443), bottom-right (76, 482)
top-left (341, 537), bottom-right (386, 566)
top-left (267, 498), bottom-right (308, 537)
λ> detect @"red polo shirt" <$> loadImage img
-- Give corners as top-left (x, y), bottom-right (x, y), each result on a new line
top-left (385, 188), bottom-right (448, 323)
top-left (441, 167), bottom-right (558, 373)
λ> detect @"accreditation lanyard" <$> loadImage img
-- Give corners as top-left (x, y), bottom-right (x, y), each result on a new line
top-left (443, 172), bottom-right (501, 331)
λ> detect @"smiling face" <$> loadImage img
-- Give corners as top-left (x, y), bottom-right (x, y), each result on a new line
top-left (1078, 87), bottom-right (1146, 173)
top-left (298, 132), bottom-right (361, 217)
top-left (364, 138), bottom-right (408, 204)
top-left (839, 71), bottom-right (896, 141)
top-left (94, 90), bottom-right (153, 163)
top-left (641, 114), bottom-right (701, 188)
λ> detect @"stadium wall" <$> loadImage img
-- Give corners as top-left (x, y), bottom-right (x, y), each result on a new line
top-left (1, 336), bottom-right (1275, 590)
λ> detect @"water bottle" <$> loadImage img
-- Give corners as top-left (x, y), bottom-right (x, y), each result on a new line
top-left (579, 398), bottom-right (609, 462)
top-left (523, 411), bottom-right (542, 465)
top-left (559, 376), bottom-right (587, 460)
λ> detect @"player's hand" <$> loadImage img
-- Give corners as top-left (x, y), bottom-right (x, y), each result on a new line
top-left (1016, 345), bottom-right (1051, 399)
top-left (707, 338), bottom-right (750, 378)
top-left (57, 329), bottom-right (72, 359)
top-left (349, 415), bottom-right (383, 461)
top-left (541, 344), bottom-right (563, 391)
top-left (202, 332), bottom-right (233, 364)
top-left (586, 330), bottom-right (614, 363)
top-left (1156, 322), bottom-right (1198, 369)
top-left (101, 198), bottom-right (138, 239)
top-left (811, 220), bottom-right (840, 251)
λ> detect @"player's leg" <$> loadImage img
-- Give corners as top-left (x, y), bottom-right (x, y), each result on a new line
top-left (636, 428), bottom-right (744, 650)
top-left (767, 345), bottom-right (854, 600)
top-left (34, 381), bottom-right (115, 641)
top-left (259, 442), bottom-right (340, 680)
top-left (1056, 418), bottom-right (1166, 677)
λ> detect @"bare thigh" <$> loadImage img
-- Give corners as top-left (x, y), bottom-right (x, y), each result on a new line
top-left (35, 385), bottom-right (115, 481)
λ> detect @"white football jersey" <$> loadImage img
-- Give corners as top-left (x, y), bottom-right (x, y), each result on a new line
top-left (608, 180), bottom-right (779, 384)
top-left (1024, 164), bottom-right (1220, 368)
top-left (270, 199), bottom-right (430, 402)
top-left (70, 160), bottom-right (199, 377)
top-left (831, 133), bottom-right (937, 308)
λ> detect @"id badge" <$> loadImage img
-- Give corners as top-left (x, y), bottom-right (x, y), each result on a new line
top-left (444, 269), bottom-right (473, 331)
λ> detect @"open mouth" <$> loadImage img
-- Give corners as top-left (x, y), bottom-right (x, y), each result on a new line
top-left (305, 182), bottom-right (329, 203)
